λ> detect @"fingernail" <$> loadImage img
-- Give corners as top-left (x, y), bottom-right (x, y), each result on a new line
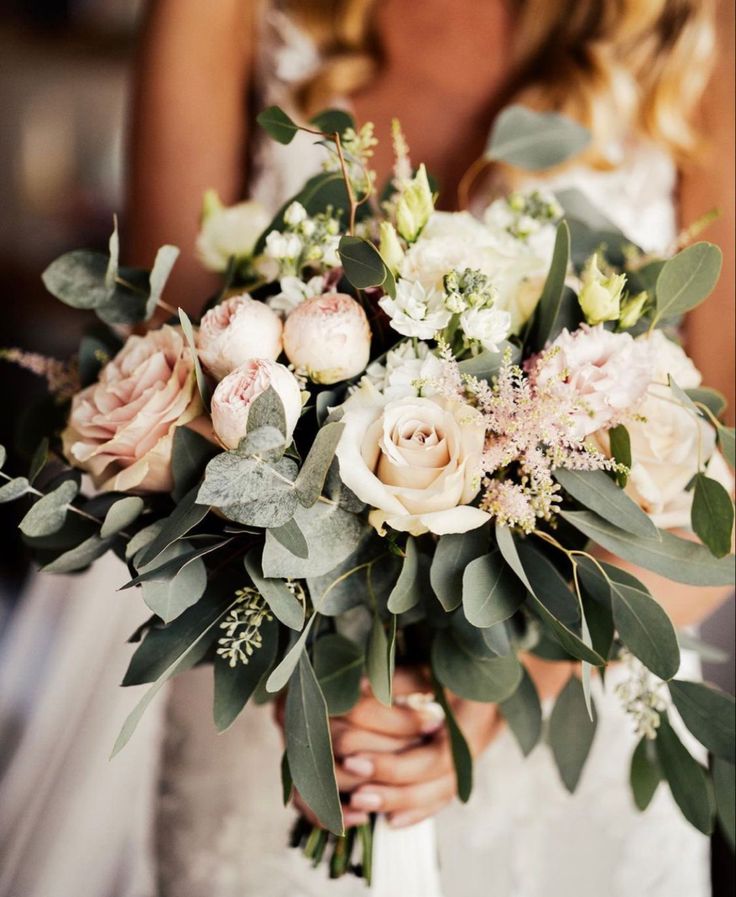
top-left (351, 791), bottom-right (382, 811)
top-left (421, 717), bottom-right (444, 734)
top-left (343, 811), bottom-right (370, 827)
top-left (388, 812), bottom-right (419, 829)
top-left (343, 756), bottom-right (374, 777)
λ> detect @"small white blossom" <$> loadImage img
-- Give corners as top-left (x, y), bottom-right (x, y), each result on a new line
top-left (268, 275), bottom-right (326, 315)
top-left (264, 230), bottom-right (302, 261)
top-left (283, 201), bottom-right (307, 227)
top-left (459, 306), bottom-right (512, 352)
top-left (364, 340), bottom-right (444, 399)
top-left (379, 280), bottom-right (451, 339)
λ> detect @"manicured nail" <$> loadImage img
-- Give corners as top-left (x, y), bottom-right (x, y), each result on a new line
top-left (388, 812), bottom-right (419, 829)
top-left (421, 716), bottom-right (444, 734)
top-left (351, 791), bottom-right (382, 811)
top-left (343, 756), bottom-right (374, 777)
top-left (343, 811), bottom-right (370, 827)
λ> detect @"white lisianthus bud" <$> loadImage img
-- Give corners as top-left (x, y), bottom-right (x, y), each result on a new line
top-left (618, 291), bottom-right (648, 330)
top-left (459, 306), bottom-right (512, 352)
top-left (197, 294), bottom-right (283, 381)
top-left (578, 254), bottom-right (627, 325)
top-left (379, 222), bottom-right (405, 274)
top-left (264, 231), bottom-right (303, 261)
top-left (283, 201), bottom-right (307, 227)
top-left (211, 358), bottom-right (302, 449)
top-left (196, 191), bottom-right (270, 272)
top-left (283, 292), bottom-right (371, 384)
top-left (396, 164), bottom-right (434, 242)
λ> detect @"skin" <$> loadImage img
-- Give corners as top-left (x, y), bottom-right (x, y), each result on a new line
top-left (130, 0), bottom-right (735, 830)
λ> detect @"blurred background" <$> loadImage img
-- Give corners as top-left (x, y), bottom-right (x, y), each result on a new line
top-left (0, 1), bottom-right (732, 892)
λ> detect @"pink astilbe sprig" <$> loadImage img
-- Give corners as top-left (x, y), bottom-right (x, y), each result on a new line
top-left (1, 348), bottom-right (80, 402)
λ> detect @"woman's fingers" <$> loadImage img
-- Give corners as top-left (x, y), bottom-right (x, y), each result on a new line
top-left (330, 718), bottom-right (421, 758)
top-left (292, 790), bottom-right (369, 829)
top-left (348, 774), bottom-right (456, 818)
top-left (342, 733), bottom-right (453, 786)
top-left (344, 695), bottom-right (444, 739)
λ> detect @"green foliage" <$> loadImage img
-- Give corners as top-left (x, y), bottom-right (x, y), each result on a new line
top-left (499, 667), bottom-right (543, 757)
top-left (655, 713), bottom-right (715, 835)
top-left (338, 235), bottom-right (396, 297)
top-left (245, 548), bottom-right (305, 630)
top-left (256, 105), bottom-right (301, 144)
top-left (432, 623), bottom-right (522, 702)
top-left (548, 676), bottom-right (597, 793)
top-left (100, 496), bottom-right (144, 539)
top-left (387, 537), bottom-right (425, 614)
top-left (712, 758), bottom-right (736, 849)
top-left (313, 633), bottom-right (363, 715)
top-left (366, 612), bottom-right (396, 706)
top-left (145, 245), bottom-right (180, 319)
top-left (686, 387), bottom-right (727, 420)
top-left (309, 109), bottom-right (355, 135)
top-left (456, 342), bottom-right (521, 381)
top-left (19, 479), bottom-right (78, 537)
top-left (171, 427), bottom-right (218, 502)
top-left (0, 476), bottom-right (30, 503)
top-left (136, 540), bottom-right (208, 623)
top-left (269, 517), bottom-right (309, 559)
top-left (668, 679), bottom-right (735, 761)
top-left (691, 473), bottom-right (734, 558)
top-left (608, 424), bottom-right (632, 486)
top-left (434, 683), bottom-right (473, 802)
top-left (653, 242), bottom-right (722, 325)
top-left (525, 221), bottom-right (573, 350)
top-left (294, 422), bottom-right (345, 508)
top-left (42, 534), bottom-right (111, 573)
top-left (485, 106), bottom-right (590, 170)
top-left (178, 309), bottom-right (211, 408)
top-left (630, 737), bottom-right (661, 811)
top-left (266, 617), bottom-right (317, 693)
top-left (718, 425), bottom-right (735, 468)
top-left (137, 485), bottom-right (210, 567)
top-left (462, 549), bottom-right (526, 628)
top-left (430, 525), bottom-right (489, 611)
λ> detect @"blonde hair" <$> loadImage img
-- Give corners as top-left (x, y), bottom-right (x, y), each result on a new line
top-left (284, 0), bottom-right (715, 164)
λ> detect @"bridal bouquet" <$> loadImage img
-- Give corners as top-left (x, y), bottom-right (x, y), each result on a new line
top-left (3, 105), bottom-right (734, 883)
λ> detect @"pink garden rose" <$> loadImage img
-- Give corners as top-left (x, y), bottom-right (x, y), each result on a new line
top-left (197, 294), bottom-right (283, 381)
top-left (62, 325), bottom-right (201, 492)
top-left (210, 358), bottom-right (302, 450)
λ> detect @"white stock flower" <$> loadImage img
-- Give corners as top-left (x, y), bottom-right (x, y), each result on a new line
top-left (197, 295), bottom-right (283, 381)
top-left (335, 390), bottom-right (489, 536)
top-left (196, 192), bottom-right (270, 272)
top-left (364, 340), bottom-right (444, 400)
top-left (379, 280), bottom-right (451, 339)
top-left (283, 292), bottom-right (371, 384)
top-left (268, 275), bottom-right (325, 315)
top-left (264, 231), bottom-right (303, 261)
top-left (210, 358), bottom-right (302, 450)
top-left (283, 201), bottom-right (307, 227)
top-left (459, 306), bottom-right (512, 352)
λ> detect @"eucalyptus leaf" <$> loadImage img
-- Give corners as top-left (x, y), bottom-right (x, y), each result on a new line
top-left (171, 426), bottom-right (218, 501)
top-left (485, 106), bottom-right (590, 170)
top-left (314, 633), bottom-right (363, 715)
top-left (247, 386), bottom-right (287, 437)
top-left (295, 421), bottom-right (345, 507)
top-left (387, 536), bottom-right (423, 614)
top-left (257, 105), bottom-right (301, 144)
top-left (284, 653), bottom-right (344, 834)
top-left (245, 548), bottom-right (305, 630)
top-left (178, 308), bottom-right (211, 408)
top-left (265, 616), bottom-right (316, 693)
top-left (105, 216), bottom-right (119, 288)
top-left (499, 667), bottom-right (542, 757)
top-left (654, 242), bottom-right (722, 324)
top-left (457, 342), bottom-right (520, 380)
top-left (630, 736), bottom-right (661, 811)
top-left (42, 249), bottom-right (110, 310)
top-left (548, 676), bottom-right (597, 793)
top-left (526, 221), bottom-right (571, 350)
top-left (555, 468), bottom-right (659, 539)
top-left (100, 496), bottom-right (144, 539)
top-left (462, 549), bottom-right (526, 628)
top-left (306, 535), bottom-right (385, 616)
top-left (686, 387), bottom-right (727, 420)
top-left (430, 525), bottom-right (489, 611)
top-left (28, 437), bottom-right (49, 485)
top-left (366, 612), bottom-right (396, 706)
top-left (137, 485), bottom-right (210, 567)
top-left (309, 109), bottom-right (355, 135)
top-left (655, 713), bottom-right (714, 835)
top-left (691, 473), bottom-right (734, 558)
top-left (431, 627), bottom-right (521, 702)
top-left (338, 235), bottom-right (390, 290)
top-left (42, 534), bottom-right (111, 573)
top-left (19, 479), bottom-right (78, 537)
top-left (0, 445), bottom-right (6, 468)
top-left (213, 615), bottom-right (278, 731)
top-left (668, 679), bottom-right (735, 761)
top-left (269, 517), bottom-right (309, 559)
top-left (713, 758), bottom-right (736, 849)
top-left (138, 541), bottom-right (208, 623)
top-left (145, 245), bottom-right (180, 319)
top-left (281, 751), bottom-right (293, 806)
top-left (561, 510), bottom-right (735, 586)
top-left (608, 424), bottom-right (631, 486)
top-left (717, 425), bottom-right (735, 468)
top-left (124, 539), bottom-right (225, 589)
top-left (434, 684), bottom-right (473, 802)
top-left (0, 477), bottom-right (30, 503)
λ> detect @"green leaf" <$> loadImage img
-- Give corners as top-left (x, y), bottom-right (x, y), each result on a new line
top-left (28, 437), bottom-right (49, 485)
top-left (285, 653), bottom-right (343, 834)
top-left (145, 244), bottom-right (180, 319)
top-left (123, 539), bottom-right (224, 589)
top-left (630, 736), bottom-right (662, 811)
top-left (266, 616), bottom-right (317, 693)
top-left (608, 424), bottom-right (632, 486)
top-left (655, 713), bottom-right (714, 834)
top-left (485, 106), bottom-right (591, 170)
top-left (462, 549), bottom-right (526, 627)
top-left (387, 537), bottom-right (423, 613)
top-left (561, 510), bottom-right (735, 586)
top-left (713, 757), bottom-right (735, 849)
top-left (577, 559), bottom-right (615, 661)
top-left (338, 235), bottom-right (390, 290)
top-left (269, 517), bottom-right (309, 559)
top-left (294, 421), bottom-right (345, 507)
top-left (668, 679), bottom-right (735, 761)
top-left (555, 468), bottom-right (659, 540)
top-left (19, 479), bottom-right (78, 537)
top-left (309, 109), bottom-right (355, 135)
top-left (171, 426), bottom-right (218, 502)
top-left (257, 105), bottom-right (301, 144)
top-left (548, 676), bottom-right (597, 793)
top-left (245, 548), bottom-right (305, 630)
top-left (137, 485), bottom-right (210, 567)
top-left (281, 751), bottom-right (293, 806)
top-left (430, 525), bottom-right (489, 611)
top-left (685, 387), bottom-right (727, 420)
top-left (654, 242), bottom-right (722, 323)
top-left (456, 342), bottom-right (520, 381)
top-left (526, 221), bottom-right (571, 350)
top-left (100, 496), bottom-right (144, 539)
top-left (42, 534), bottom-right (111, 573)
top-left (432, 626), bottom-right (522, 702)
top-left (198, 453), bottom-right (299, 528)
top-left (0, 476), bottom-right (29, 503)
top-left (433, 684), bottom-right (473, 802)
top-left (499, 666), bottom-right (543, 757)
top-left (247, 386), bottom-right (288, 437)
top-left (178, 308), bottom-right (211, 408)
top-left (306, 536), bottom-right (386, 616)
top-left (0, 445), bottom-right (6, 468)
top-left (105, 216), bottom-right (119, 288)
top-left (366, 612), bottom-right (396, 706)
top-left (717, 425), bottom-right (735, 468)
top-left (42, 249), bottom-right (111, 310)
top-left (213, 615), bottom-right (278, 731)
top-left (314, 633), bottom-right (363, 715)
top-left (691, 473), bottom-right (734, 558)
top-left (113, 594), bottom-right (240, 756)
top-left (138, 541), bottom-right (207, 623)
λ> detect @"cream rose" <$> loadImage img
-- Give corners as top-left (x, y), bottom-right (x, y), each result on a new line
top-left (197, 294), bottom-right (283, 380)
top-left (283, 292), bottom-right (371, 384)
top-left (62, 326), bottom-right (201, 492)
top-left (210, 358), bottom-right (302, 450)
top-left (335, 389), bottom-right (489, 536)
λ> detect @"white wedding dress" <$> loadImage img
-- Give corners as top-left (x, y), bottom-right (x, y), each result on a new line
top-left (0, 6), bottom-right (712, 897)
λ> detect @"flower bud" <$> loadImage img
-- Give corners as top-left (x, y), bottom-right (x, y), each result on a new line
top-left (578, 254), bottom-right (626, 325)
top-left (618, 291), bottom-right (648, 330)
top-left (283, 201), bottom-right (307, 227)
top-left (197, 294), bottom-right (283, 381)
top-left (283, 292), bottom-right (371, 384)
top-left (196, 191), bottom-right (270, 272)
top-left (396, 164), bottom-right (434, 243)
top-left (211, 358), bottom-right (302, 449)
top-left (379, 222), bottom-right (405, 274)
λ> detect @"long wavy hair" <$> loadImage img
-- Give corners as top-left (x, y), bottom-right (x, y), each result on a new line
top-left (284, 0), bottom-right (715, 164)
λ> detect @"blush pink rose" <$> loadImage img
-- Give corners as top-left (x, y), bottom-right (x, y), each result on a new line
top-left (62, 325), bottom-right (201, 492)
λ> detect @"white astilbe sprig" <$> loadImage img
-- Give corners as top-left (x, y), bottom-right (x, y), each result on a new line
top-left (615, 649), bottom-right (668, 740)
top-left (217, 587), bottom-right (274, 668)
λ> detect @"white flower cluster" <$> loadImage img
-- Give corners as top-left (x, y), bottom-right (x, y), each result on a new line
top-left (217, 587), bottom-right (273, 668)
top-left (483, 188), bottom-right (562, 258)
top-left (614, 650), bottom-right (668, 740)
top-left (364, 340), bottom-right (444, 400)
top-left (262, 201), bottom-right (341, 277)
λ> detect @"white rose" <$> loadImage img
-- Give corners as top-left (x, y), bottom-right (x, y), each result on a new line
top-left (210, 358), bottom-right (302, 450)
top-left (283, 292), bottom-right (371, 384)
top-left (379, 280), bottom-right (451, 339)
top-left (196, 191), bottom-right (270, 272)
top-left (197, 295), bottom-right (283, 381)
top-left (335, 391), bottom-right (489, 536)
top-left (364, 340), bottom-right (444, 400)
top-left (459, 306), bottom-right (512, 352)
